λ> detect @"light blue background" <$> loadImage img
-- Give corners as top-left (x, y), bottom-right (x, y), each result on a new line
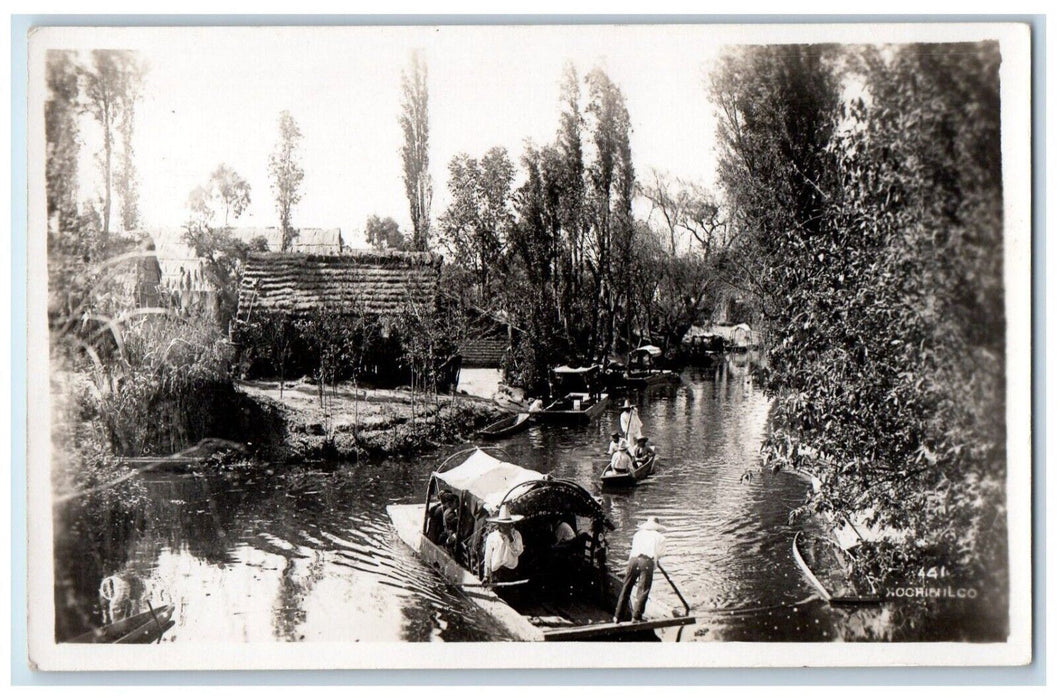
top-left (9, 13), bottom-right (1046, 685)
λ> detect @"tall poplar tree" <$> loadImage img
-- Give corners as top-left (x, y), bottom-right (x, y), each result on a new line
top-left (400, 50), bottom-right (432, 251)
top-left (268, 111), bottom-right (305, 252)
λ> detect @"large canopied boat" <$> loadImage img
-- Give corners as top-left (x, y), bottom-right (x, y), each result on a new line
top-left (387, 448), bottom-right (694, 641)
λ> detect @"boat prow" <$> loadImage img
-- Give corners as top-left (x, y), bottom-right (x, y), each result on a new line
top-left (387, 503), bottom-right (545, 641)
top-left (792, 531), bottom-right (883, 606)
top-left (66, 604), bottom-right (176, 644)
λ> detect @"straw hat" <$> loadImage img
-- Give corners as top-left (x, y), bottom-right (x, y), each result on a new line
top-left (638, 516), bottom-right (662, 531)
top-left (621, 399), bottom-right (634, 409)
top-left (636, 436), bottom-right (649, 443)
top-left (487, 503), bottom-right (524, 524)
top-left (611, 431), bottom-right (621, 439)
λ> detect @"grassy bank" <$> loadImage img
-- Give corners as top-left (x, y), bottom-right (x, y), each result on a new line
top-left (237, 379), bottom-right (503, 463)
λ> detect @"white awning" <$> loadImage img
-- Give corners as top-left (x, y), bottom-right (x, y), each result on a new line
top-left (434, 449), bottom-right (546, 511)
top-left (552, 364), bottom-right (600, 375)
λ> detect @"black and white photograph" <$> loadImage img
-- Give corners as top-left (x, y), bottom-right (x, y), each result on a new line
top-left (25, 22), bottom-right (1032, 670)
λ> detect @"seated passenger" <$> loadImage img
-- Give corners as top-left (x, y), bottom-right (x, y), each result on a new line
top-left (609, 443), bottom-right (634, 474)
top-left (633, 436), bottom-right (655, 464)
top-left (427, 491), bottom-right (459, 547)
top-left (483, 505), bottom-right (525, 582)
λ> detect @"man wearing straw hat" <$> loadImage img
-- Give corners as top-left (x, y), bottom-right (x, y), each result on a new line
top-left (619, 399), bottom-right (642, 445)
top-left (483, 504), bottom-right (525, 582)
top-left (614, 516), bottom-right (666, 622)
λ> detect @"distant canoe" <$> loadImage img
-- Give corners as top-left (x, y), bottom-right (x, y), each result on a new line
top-left (792, 532), bottom-right (883, 606)
top-left (623, 370), bottom-right (681, 388)
top-left (67, 604), bottom-right (176, 644)
top-left (601, 453), bottom-right (656, 488)
top-left (478, 412), bottom-right (534, 439)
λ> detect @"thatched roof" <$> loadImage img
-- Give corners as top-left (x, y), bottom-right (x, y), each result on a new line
top-left (237, 250), bottom-right (442, 320)
top-left (459, 337), bottom-right (508, 368)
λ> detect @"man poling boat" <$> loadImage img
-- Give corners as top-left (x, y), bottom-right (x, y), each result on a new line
top-left (619, 399), bottom-right (643, 445)
top-left (614, 516), bottom-right (666, 622)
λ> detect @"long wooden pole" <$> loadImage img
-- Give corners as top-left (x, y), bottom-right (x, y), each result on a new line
top-left (656, 562), bottom-right (691, 616)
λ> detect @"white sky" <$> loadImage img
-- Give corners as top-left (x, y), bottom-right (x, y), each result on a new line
top-left (51, 26), bottom-right (724, 246)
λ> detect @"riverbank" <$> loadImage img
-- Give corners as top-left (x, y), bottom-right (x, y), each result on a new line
top-left (237, 379), bottom-right (504, 463)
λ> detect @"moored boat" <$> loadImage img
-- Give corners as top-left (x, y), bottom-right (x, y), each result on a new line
top-left (623, 346), bottom-right (680, 388)
top-left (534, 364), bottom-right (610, 425)
top-left (478, 412), bottom-right (533, 439)
top-left (386, 447), bottom-right (694, 641)
top-left (792, 531), bottom-right (883, 606)
top-left (601, 453), bottom-right (656, 488)
top-left (67, 604), bottom-right (176, 644)
top-left (535, 392), bottom-right (610, 425)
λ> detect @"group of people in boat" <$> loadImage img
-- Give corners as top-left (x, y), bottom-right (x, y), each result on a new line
top-left (427, 490), bottom-right (594, 585)
top-left (605, 399), bottom-right (655, 476)
top-left (420, 395), bottom-right (670, 627)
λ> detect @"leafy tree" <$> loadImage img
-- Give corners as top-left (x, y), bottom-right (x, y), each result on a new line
top-left (45, 50), bottom-right (82, 241)
top-left (439, 147), bottom-right (515, 295)
top-left (583, 67), bottom-right (635, 357)
top-left (116, 58), bottom-right (146, 232)
top-left (268, 111), bottom-right (305, 251)
top-left (183, 169), bottom-right (257, 328)
top-left (80, 49), bottom-right (146, 238)
top-left (400, 50), bottom-right (432, 251)
top-left (208, 164), bottom-right (252, 227)
top-left (712, 42), bottom-right (1006, 617)
top-left (365, 215), bottom-right (407, 251)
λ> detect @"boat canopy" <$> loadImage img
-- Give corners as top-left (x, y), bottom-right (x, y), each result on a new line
top-left (434, 449), bottom-right (546, 511)
top-left (631, 345), bottom-right (662, 358)
top-left (552, 364), bottom-right (601, 375)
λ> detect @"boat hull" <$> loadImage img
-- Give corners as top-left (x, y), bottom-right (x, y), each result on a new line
top-left (67, 604), bottom-right (176, 644)
top-left (533, 393), bottom-right (610, 425)
top-left (478, 412), bottom-right (533, 439)
top-left (624, 371), bottom-right (680, 388)
top-left (792, 531), bottom-right (883, 606)
top-left (601, 454), bottom-right (656, 488)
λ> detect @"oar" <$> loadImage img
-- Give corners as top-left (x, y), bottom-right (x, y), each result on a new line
top-left (146, 600), bottom-right (164, 644)
top-left (656, 562), bottom-right (691, 617)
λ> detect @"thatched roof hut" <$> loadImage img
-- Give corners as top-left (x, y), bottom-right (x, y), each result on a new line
top-left (236, 250), bottom-right (442, 322)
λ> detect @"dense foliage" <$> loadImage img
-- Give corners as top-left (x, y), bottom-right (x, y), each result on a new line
top-left (712, 43), bottom-right (1006, 606)
top-left (436, 64), bottom-right (739, 393)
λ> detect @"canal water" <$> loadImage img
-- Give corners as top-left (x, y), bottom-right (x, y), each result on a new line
top-left (54, 359), bottom-right (909, 643)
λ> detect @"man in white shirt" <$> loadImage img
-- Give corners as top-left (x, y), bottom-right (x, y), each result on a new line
top-left (607, 431), bottom-right (624, 455)
top-left (614, 516), bottom-right (666, 622)
top-left (620, 400), bottom-right (642, 444)
top-left (483, 504), bottom-right (525, 582)
top-left (608, 442), bottom-right (634, 474)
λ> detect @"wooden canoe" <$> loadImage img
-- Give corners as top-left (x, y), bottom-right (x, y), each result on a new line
top-left (623, 370), bottom-right (681, 388)
top-left (600, 453), bottom-right (656, 488)
top-left (67, 604), bottom-right (176, 644)
top-left (533, 393), bottom-right (610, 425)
top-left (478, 412), bottom-right (534, 439)
top-left (792, 531), bottom-right (883, 606)
top-left (387, 502), bottom-right (693, 641)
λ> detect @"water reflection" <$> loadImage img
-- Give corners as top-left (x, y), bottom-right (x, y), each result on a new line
top-left (54, 357), bottom-right (972, 643)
